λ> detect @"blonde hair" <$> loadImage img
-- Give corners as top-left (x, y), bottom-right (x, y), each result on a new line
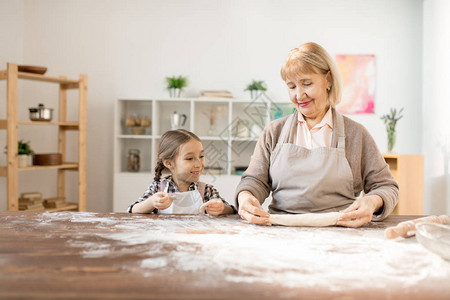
top-left (154, 129), bottom-right (201, 181)
top-left (280, 42), bottom-right (343, 107)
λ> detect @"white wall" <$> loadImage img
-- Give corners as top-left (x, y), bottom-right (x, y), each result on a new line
top-left (423, 0), bottom-right (450, 214)
top-left (0, 0), bottom-right (427, 212)
top-left (0, 1), bottom-right (23, 66)
top-left (0, 0), bottom-right (24, 208)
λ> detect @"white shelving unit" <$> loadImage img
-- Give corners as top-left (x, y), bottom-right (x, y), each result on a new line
top-left (113, 96), bottom-right (293, 212)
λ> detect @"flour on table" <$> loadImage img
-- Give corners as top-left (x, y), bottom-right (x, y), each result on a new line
top-left (27, 213), bottom-right (450, 292)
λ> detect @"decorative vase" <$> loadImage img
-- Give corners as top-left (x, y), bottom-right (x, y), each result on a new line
top-left (387, 130), bottom-right (396, 153)
top-left (169, 88), bottom-right (181, 98)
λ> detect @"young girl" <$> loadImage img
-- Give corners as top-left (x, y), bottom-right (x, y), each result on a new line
top-left (128, 129), bottom-right (236, 215)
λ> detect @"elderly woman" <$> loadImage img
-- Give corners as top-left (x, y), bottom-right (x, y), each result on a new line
top-left (236, 42), bottom-right (399, 228)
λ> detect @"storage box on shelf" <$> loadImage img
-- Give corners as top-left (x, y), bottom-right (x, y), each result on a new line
top-left (0, 63), bottom-right (87, 211)
top-left (113, 97), bottom-right (293, 211)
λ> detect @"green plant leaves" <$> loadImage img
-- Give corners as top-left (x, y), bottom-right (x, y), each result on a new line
top-left (18, 139), bottom-right (34, 155)
top-left (165, 75), bottom-right (188, 89)
top-left (244, 80), bottom-right (267, 91)
top-left (4, 139), bottom-right (35, 155)
top-left (380, 107), bottom-right (404, 134)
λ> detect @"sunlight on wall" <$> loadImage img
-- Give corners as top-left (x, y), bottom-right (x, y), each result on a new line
top-left (423, 0), bottom-right (450, 215)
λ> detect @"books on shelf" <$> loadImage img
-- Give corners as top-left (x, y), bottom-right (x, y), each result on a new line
top-left (21, 192), bottom-right (42, 199)
top-left (19, 203), bottom-right (45, 211)
top-left (43, 197), bottom-right (67, 208)
top-left (18, 192), bottom-right (71, 210)
top-left (19, 192), bottom-right (45, 211)
top-left (200, 90), bottom-right (233, 99)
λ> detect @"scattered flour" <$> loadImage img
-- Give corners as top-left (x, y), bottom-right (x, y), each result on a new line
top-left (141, 257), bottom-right (168, 269)
top-left (28, 212), bottom-right (450, 291)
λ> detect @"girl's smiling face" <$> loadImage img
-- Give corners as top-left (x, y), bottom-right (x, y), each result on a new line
top-left (166, 139), bottom-right (205, 190)
top-left (286, 71), bottom-right (331, 126)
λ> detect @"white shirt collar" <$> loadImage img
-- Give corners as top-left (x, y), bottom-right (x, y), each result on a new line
top-left (297, 107), bottom-right (333, 130)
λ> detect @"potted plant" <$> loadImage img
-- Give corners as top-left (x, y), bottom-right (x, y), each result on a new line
top-left (18, 140), bottom-right (34, 167)
top-left (244, 80), bottom-right (267, 99)
top-left (166, 75), bottom-right (188, 98)
top-left (4, 140), bottom-right (35, 167)
top-left (380, 107), bottom-right (403, 153)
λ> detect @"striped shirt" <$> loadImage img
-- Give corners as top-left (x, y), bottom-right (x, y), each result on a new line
top-left (127, 175), bottom-right (237, 214)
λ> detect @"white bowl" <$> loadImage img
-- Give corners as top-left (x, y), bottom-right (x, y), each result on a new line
top-left (416, 222), bottom-right (450, 261)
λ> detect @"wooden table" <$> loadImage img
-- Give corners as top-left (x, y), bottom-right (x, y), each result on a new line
top-left (1, 212), bottom-right (449, 299)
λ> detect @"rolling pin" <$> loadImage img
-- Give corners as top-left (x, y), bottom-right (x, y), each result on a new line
top-left (385, 215), bottom-right (450, 239)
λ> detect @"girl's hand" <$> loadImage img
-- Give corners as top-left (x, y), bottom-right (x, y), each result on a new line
top-left (205, 199), bottom-right (225, 216)
top-left (238, 191), bottom-right (270, 225)
top-left (151, 192), bottom-right (173, 210)
top-left (337, 195), bottom-right (383, 228)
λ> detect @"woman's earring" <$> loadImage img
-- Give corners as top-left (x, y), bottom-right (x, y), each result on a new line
top-left (327, 86), bottom-right (331, 92)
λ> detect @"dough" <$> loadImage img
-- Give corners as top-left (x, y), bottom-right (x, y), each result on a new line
top-left (199, 199), bottom-right (222, 213)
top-left (168, 193), bottom-right (182, 200)
top-left (269, 212), bottom-right (341, 227)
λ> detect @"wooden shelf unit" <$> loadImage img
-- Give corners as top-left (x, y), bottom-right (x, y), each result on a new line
top-left (0, 63), bottom-right (87, 211)
top-left (383, 153), bottom-right (424, 215)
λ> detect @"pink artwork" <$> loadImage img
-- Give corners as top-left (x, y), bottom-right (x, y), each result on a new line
top-left (335, 54), bottom-right (375, 114)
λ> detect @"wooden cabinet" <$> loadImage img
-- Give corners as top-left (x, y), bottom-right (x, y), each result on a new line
top-left (0, 63), bottom-right (87, 211)
top-left (383, 154), bottom-right (424, 215)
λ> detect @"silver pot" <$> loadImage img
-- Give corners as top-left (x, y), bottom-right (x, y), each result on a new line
top-left (29, 103), bottom-right (53, 121)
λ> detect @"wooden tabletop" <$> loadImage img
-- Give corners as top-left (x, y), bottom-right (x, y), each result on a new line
top-left (0, 211), bottom-right (449, 299)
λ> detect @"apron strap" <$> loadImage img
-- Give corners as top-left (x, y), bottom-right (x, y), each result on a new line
top-left (197, 182), bottom-right (206, 201)
top-left (333, 109), bottom-right (346, 150)
top-left (279, 112), bottom-right (297, 144)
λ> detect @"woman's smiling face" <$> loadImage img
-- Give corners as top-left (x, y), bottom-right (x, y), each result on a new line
top-left (285, 71), bottom-right (331, 125)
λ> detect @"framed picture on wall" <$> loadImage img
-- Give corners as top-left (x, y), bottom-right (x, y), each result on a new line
top-left (336, 54), bottom-right (376, 114)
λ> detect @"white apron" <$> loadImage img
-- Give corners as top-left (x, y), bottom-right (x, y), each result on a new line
top-left (269, 109), bottom-right (355, 214)
top-left (158, 181), bottom-right (205, 214)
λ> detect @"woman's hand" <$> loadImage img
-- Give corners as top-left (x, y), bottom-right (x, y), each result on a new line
top-left (337, 195), bottom-right (383, 228)
top-left (205, 199), bottom-right (225, 216)
top-left (238, 191), bottom-right (270, 225)
top-left (151, 192), bottom-right (173, 210)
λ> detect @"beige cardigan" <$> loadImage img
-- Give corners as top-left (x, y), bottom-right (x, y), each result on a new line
top-left (235, 110), bottom-right (399, 221)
